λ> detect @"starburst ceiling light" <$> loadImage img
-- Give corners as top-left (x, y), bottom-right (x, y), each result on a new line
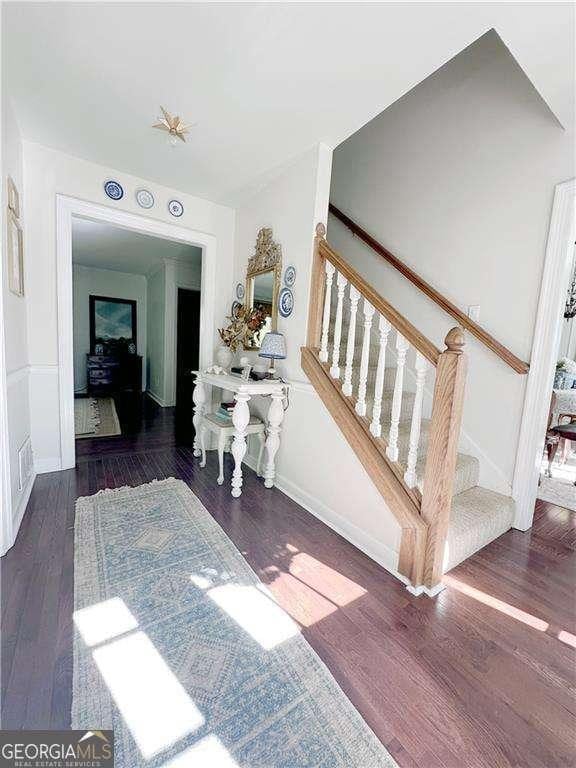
top-left (152, 106), bottom-right (193, 146)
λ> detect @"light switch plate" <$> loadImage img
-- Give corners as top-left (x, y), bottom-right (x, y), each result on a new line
top-left (467, 305), bottom-right (481, 322)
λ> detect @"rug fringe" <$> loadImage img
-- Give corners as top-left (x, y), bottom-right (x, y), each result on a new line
top-left (75, 476), bottom-right (185, 504)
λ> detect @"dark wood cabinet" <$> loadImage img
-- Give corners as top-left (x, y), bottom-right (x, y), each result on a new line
top-left (87, 354), bottom-right (142, 396)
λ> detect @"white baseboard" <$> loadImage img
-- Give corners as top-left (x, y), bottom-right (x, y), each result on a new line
top-left (5, 471), bottom-right (36, 554)
top-left (242, 453), bottom-right (409, 586)
top-left (35, 457), bottom-right (62, 474)
top-left (146, 390), bottom-right (169, 408)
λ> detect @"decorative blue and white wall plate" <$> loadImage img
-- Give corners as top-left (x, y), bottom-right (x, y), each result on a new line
top-left (278, 287), bottom-right (294, 318)
top-left (135, 188), bottom-right (154, 209)
top-left (168, 199), bottom-right (184, 217)
top-left (283, 264), bottom-right (296, 288)
top-left (103, 180), bottom-right (124, 200)
top-left (235, 282), bottom-right (245, 300)
top-left (231, 300), bottom-right (242, 318)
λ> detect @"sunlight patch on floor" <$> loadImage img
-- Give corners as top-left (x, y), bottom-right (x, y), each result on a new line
top-left (93, 631), bottom-right (204, 759)
top-left (265, 570), bottom-right (338, 627)
top-left (443, 575), bottom-right (549, 632)
top-left (73, 597), bottom-right (139, 647)
top-left (288, 552), bottom-right (367, 606)
top-left (159, 735), bottom-right (240, 768)
top-left (558, 630), bottom-right (576, 648)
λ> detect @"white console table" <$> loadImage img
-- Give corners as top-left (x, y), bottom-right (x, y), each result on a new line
top-left (192, 372), bottom-right (288, 498)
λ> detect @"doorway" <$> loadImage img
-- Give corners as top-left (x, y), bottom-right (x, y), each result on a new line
top-left (537, 244), bottom-right (576, 511)
top-left (175, 288), bottom-right (201, 443)
top-left (56, 195), bottom-right (217, 469)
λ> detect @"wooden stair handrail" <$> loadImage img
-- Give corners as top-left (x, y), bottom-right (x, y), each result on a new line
top-left (329, 203), bottom-right (529, 375)
top-left (318, 237), bottom-right (441, 367)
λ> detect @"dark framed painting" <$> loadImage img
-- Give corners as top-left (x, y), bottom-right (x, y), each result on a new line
top-left (89, 295), bottom-right (137, 354)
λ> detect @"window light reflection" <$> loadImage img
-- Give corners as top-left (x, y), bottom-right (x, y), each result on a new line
top-left (93, 631), bottom-right (204, 759)
top-left (444, 575), bottom-right (549, 632)
top-left (207, 583), bottom-right (299, 650)
top-left (160, 735), bottom-right (241, 768)
top-left (558, 630), bottom-right (576, 648)
top-left (73, 597), bottom-right (139, 647)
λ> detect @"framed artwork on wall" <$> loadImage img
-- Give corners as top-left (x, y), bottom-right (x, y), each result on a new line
top-left (89, 295), bottom-right (137, 354)
top-left (7, 208), bottom-right (24, 296)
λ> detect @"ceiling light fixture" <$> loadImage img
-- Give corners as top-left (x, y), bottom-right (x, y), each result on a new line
top-left (152, 106), bottom-right (194, 147)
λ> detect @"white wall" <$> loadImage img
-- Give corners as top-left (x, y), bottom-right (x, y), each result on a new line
top-left (234, 145), bottom-right (332, 381)
top-left (232, 144), bottom-right (404, 575)
top-left (1, 94), bottom-right (34, 549)
top-left (72, 264), bottom-right (147, 392)
top-left (146, 265), bottom-right (166, 404)
top-left (329, 32), bottom-right (575, 495)
top-left (23, 141), bottom-right (235, 472)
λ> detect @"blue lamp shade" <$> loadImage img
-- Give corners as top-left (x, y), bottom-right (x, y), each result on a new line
top-left (258, 332), bottom-right (287, 360)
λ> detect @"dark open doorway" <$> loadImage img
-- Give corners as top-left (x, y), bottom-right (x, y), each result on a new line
top-left (175, 288), bottom-right (201, 443)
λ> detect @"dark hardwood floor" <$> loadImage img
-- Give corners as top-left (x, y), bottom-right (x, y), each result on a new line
top-left (2, 396), bottom-right (575, 766)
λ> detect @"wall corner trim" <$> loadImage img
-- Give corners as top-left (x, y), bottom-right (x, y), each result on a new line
top-left (512, 178), bottom-right (576, 529)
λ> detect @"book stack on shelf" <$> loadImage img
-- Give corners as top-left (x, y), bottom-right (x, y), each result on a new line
top-left (212, 401), bottom-right (235, 423)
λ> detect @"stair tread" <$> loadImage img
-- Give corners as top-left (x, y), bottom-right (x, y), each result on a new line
top-left (445, 487), bottom-right (515, 571)
top-left (415, 452), bottom-right (479, 497)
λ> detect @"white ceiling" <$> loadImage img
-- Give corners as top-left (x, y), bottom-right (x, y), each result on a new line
top-left (4, 3), bottom-right (573, 203)
top-left (72, 216), bottom-right (202, 275)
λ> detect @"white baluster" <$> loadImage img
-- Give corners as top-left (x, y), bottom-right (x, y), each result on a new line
top-left (404, 352), bottom-right (428, 487)
top-left (369, 315), bottom-right (392, 437)
top-left (342, 285), bottom-right (360, 396)
top-left (319, 261), bottom-right (335, 362)
top-left (355, 298), bottom-right (375, 416)
top-left (330, 272), bottom-right (348, 379)
top-left (386, 332), bottom-right (410, 462)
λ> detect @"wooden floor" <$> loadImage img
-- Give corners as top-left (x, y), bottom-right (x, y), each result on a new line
top-left (2, 396), bottom-right (575, 766)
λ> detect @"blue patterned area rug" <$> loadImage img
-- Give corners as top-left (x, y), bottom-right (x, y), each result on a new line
top-left (73, 478), bottom-right (397, 768)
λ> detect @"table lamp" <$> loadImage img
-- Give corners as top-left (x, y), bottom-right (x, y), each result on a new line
top-left (258, 332), bottom-right (286, 379)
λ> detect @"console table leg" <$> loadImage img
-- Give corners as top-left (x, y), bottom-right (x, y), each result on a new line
top-left (263, 392), bottom-right (285, 489)
top-left (192, 377), bottom-right (206, 457)
top-left (231, 393), bottom-right (251, 497)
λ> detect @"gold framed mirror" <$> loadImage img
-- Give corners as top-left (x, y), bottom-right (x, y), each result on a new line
top-left (244, 228), bottom-right (282, 349)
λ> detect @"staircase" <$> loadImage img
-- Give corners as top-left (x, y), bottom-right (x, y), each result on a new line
top-left (302, 223), bottom-right (515, 594)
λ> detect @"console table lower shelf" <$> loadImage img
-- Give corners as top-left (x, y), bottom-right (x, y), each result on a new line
top-left (192, 371), bottom-right (288, 498)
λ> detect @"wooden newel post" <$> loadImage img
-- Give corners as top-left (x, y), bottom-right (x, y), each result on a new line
top-left (420, 327), bottom-right (467, 589)
top-left (306, 222), bottom-right (327, 349)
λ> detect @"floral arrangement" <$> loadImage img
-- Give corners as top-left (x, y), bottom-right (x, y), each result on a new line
top-left (556, 357), bottom-right (576, 374)
top-left (218, 305), bottom-right (267, 352)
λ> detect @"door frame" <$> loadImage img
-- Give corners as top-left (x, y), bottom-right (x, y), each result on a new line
top-left (56, 194), bottom-right (216, 469)
top-left (512, 178), bottom-right (575, 529)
